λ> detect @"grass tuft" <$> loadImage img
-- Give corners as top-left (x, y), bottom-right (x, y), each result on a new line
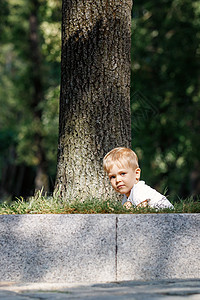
top-left (0, 191), bottom-right (200, 215)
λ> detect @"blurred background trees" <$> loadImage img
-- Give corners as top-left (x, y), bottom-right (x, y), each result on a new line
top-left (0, 0), bottom-right (61, 199)
top-left (131, 0), bottom-right (200, 200)
top-left (0, 0), bottom-right (199, 202)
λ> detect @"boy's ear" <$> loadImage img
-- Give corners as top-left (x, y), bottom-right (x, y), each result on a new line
top-left (135, 168), bottom-right (141, 181)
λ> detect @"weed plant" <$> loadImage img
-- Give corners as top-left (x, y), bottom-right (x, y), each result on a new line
top-left (0, 190), bottom-right (200, 214)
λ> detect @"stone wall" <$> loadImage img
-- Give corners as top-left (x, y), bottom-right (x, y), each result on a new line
top-left (0, 214), bottom-right (199, 283)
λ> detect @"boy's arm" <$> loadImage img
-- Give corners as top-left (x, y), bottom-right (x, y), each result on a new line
top-left (130, 182), bottom-right (174, 209)
top-left (138, 184), bottom-right (174, 209)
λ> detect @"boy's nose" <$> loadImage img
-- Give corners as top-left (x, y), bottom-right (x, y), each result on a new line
top-left (116, 175), bottom-right (121, 182)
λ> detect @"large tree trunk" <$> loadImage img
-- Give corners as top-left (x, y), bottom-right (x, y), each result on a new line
top-left (56, 0), bottom-right (132, 199)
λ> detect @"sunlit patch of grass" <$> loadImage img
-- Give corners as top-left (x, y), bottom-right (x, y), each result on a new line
top-left (0, 191), bottom-right (199, 214)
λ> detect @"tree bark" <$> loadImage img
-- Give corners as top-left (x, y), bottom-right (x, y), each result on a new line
top-left (56, 0), bottom-right (132, 199)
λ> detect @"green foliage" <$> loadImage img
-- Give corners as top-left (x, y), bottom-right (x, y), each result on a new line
top-left (0, 0), bottom-right (61, 193)
top-left (131, 0), bottom-right (200, 200)
top-left (0, 0), bottom-right (200, 201)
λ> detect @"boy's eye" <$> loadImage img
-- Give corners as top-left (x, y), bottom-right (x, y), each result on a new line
top-left (121, 172), bottom-right (126, 176)
top-left (110, 175), bottom-right (115, 180)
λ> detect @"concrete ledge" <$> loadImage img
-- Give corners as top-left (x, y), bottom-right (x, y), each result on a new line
top-left (0, 214), bottom-right (199, 283)
top-left (117, 214), bottom-right (200, 281)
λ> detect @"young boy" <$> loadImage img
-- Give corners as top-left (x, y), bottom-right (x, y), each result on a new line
top-left (103, 147), bottom-right (174, 209)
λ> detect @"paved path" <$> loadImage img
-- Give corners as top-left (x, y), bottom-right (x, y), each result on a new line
top-left (0, 279), bottom-right (200, 299)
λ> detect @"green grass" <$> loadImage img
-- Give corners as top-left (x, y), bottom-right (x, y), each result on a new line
top-left (0, 190), bottom-right (200, 214)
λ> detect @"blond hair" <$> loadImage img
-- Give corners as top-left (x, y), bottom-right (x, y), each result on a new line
top-left (103, 147), bottom-right (139, 173)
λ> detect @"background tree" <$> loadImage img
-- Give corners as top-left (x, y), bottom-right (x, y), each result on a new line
top-left (0, 0), bottom-right (61, 199)
top-left (131, 0), bottom-right (200, 200)
top-left (56, 0), bottom-right (132, 199)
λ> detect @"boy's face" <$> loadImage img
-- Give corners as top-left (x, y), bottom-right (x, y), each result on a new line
top-left (108, 164), bottom-right (141, 197)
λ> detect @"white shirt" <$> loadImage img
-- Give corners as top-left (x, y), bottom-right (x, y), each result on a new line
top-left (122, 181), bottom-right (174, 209)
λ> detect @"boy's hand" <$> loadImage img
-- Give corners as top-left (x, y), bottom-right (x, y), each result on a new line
top-left (137, 199), bottom-right (149, 208)
top-left (123, 201), bottom-right (132, 209)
